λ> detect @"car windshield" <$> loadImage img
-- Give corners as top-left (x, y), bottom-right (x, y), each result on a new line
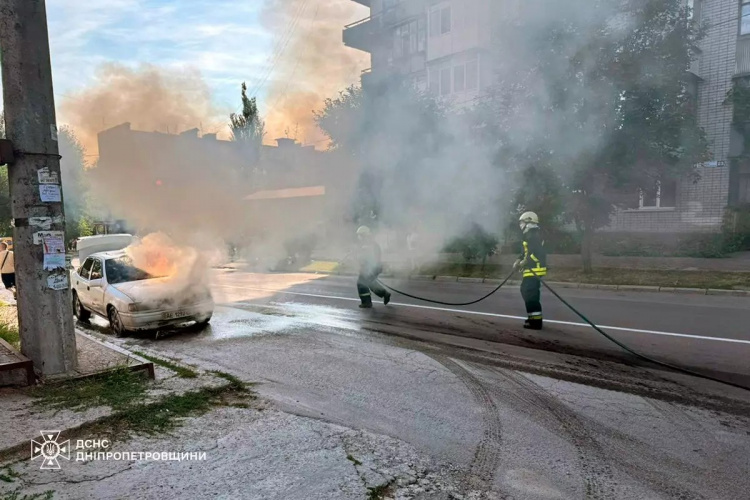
top-left (105, 256), bottom-right (159, 284)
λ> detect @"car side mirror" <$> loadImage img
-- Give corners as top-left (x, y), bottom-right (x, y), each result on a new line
top-left (89, 279), bottom-right (103, 288)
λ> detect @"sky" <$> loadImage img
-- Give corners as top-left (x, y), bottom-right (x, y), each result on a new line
top-left (46, 0), bottom-right (274, 111)
top-left (1, 0), bottom-right (369, 152)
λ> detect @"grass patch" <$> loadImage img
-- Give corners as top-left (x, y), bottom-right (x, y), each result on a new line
top-left (0, 490), bottom-right (54, 500)
top-left (367, 479), bottom-right (396, 500)
top-left (0, 305), bottom-right (19, 349)
top-left (132, 351), bottom-right (198, 379)
top-left (0, 467), bottom-right (20, 483)
top-left (404, 263), bottom-right (750, 290)
top-left (299, 261), bottom-right (340, 273)
top-left (31, 369), bottom-right (148, 413)
top-left (346, 454), bottom-right (362, 467)
top-left (88, 378), bottom-right (254, 437)
top-left (209, 370), bottom-right (249, 391)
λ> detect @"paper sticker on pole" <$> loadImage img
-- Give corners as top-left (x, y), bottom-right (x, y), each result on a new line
top-left (50, 124), bottom-right (58, 142)
top-left (33, 230), bottom-right (64, 245)
top-left (39, 184), bottom-right (61, 203)
top-left (47, 274), bottom-right (69, 291)
top-left (37, 167), bottom-right (59, 184)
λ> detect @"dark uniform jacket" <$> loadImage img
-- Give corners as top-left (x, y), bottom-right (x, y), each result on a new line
top-left (519, 226), bottom-right (547, 278)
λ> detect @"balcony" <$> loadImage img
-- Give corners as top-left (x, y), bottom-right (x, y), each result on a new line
top-left (343, 15), bottom-right (381, 53)
top-left (736, 37), bottom-right (750, 77)
top-left (382, 0), bottom-right (427, 27)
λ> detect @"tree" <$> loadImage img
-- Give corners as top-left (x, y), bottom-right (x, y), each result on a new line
top-left (0, 114), bottom-right (10, 236)
top-left (230, 82), bottom-right (265, 171)
top-left (480, 0), bottom-right (709, 271)
top-left (58, 126), bottom-right (89, 241)
top-left (315, 78), bottom-right (447, 230)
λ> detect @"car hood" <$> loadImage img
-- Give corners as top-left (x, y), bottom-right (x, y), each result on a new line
top-left (111, 279), bottom-right (211, 303)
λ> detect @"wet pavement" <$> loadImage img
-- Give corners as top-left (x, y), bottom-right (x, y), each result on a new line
top-left (72, 271), bottom-right (750, 499)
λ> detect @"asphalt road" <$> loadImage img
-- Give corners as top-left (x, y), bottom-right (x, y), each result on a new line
top-left (77, 270), bottom-right (750, 499)
top-left (211, 271), bottom-right (750, 384)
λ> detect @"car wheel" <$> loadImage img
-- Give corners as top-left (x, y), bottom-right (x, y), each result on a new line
top-left (108, 307), bottom-right (127, 338)
top-left (73, 292), bottom-right (91, 322)
top-left (195, 314), bottom-right (212, 327)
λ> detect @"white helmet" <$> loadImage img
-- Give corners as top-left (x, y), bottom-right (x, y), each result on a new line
top-left (519, 211), bottom-right (539, 225)
top-left (356, 226), bottom-right (371, 237)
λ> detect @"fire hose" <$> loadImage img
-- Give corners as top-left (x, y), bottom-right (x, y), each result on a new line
top-left (377, 269), bottom-right (750, 392)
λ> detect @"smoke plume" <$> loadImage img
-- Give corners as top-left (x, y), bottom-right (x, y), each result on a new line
top-left (259, 0), bottom-right (369, 146)
top-left (58, 63), bottom-right (228, 157)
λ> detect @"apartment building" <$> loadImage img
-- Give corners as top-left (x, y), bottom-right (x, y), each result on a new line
top-left (344, 0), bottom-right (494, 105)
top-left (344, 0), bottom-right (750, 236)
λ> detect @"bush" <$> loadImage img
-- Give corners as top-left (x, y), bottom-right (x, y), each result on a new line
top-left (444, 224), bottom-right (499, 264)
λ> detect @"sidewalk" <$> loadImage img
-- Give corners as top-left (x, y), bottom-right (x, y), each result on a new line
top-left (0, 345), bottom-right (471, 500)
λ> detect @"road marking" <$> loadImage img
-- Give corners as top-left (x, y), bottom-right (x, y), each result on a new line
top-left (213, 284), bottom-right (750, 345)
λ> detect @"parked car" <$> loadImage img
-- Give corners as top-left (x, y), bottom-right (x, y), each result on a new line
top-left (71, 250), bottom-right (214, 337)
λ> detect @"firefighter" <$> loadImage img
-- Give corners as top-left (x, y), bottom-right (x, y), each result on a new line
top-left (355, 226), bottom-right (391, 308)
top-left (514, 212), bottom-right (547, 330)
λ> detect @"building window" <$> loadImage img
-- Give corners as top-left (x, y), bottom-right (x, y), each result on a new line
top-left (440, 67), bottom-right (452, 96)
top-left (428, 57), bottom-right (480, 97)
top-left (739, 173), bottom-right (750, 203)
top-left (441, 6), bottom-right (452, 34)
top-left (687, 0), bottom-right (701, 22)
top-left (466, 58), bottom-right (479, 90)
top-left (454, 65), bottom-right (465, 92)
top-left (393, 20), bottom-right (425, 59)
top-left (742, 0), bottom-right (750, 36)
top-left (640, 180), bottom-right (677, 209)
top-left (418, 18), bottom-right (426, 51)
top-left (430, 5), bottom-right (451, 37)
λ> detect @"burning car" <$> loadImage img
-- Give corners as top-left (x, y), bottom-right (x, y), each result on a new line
top-left (71, 250), bottom-right (214, 337)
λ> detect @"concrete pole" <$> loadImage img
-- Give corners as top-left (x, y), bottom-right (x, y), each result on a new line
top-left (0, 0), bottom-right (77, 375)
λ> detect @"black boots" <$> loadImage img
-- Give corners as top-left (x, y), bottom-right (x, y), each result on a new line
top-left (384, 292), bottom-right (391, 305)
top-left (359, 303), bottom-right (372, 309)
top-left (523, 318), bottom-right (543, 330)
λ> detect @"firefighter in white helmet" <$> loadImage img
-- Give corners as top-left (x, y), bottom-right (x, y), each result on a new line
top-left (514, 211), bottom-right (547, 330)
top-left (355, 226), bottom-right (391, 308)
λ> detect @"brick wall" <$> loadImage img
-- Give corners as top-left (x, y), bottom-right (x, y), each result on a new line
top-left (606, 166), bottom-right (730, 233)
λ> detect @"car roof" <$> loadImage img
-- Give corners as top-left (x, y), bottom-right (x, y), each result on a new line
top-left (87, 250), bottom-right (128, 260)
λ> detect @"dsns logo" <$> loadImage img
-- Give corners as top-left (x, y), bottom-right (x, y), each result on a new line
top-left (31, 431), bottom-right (70, 470)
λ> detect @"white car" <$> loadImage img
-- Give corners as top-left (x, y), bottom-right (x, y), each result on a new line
top-left (71, 251), bottom-right (214, 337)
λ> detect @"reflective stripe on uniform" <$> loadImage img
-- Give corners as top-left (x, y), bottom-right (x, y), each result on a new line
top-left (522, 242), bottom-right (546, 277)
top-left (523, 267), bottom-right (546, 278)
top-left (359, 292), bottom-right (371, 297)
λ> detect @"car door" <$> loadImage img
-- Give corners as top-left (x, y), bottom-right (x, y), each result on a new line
top-left (74, 257), bottom-right (95, 308)
top-left (88, 258), bottom-right (106, 315)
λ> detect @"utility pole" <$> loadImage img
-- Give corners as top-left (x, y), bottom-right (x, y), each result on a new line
top-left (0, 0), bottom-right (77, 375)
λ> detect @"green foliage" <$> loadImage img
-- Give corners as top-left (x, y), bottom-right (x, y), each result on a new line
top-left (58, 126), bottom-right (89, 242)
top-left (230, 81), bottom-right (265, 170)
top-left (315, 78), bottom-right (446, 228)
top-left (32, 369), bottom-right (148, 412)
top-left (444, 223), bottom-right (499, 263)
top-left (475, 0), bottom-right (708, 270)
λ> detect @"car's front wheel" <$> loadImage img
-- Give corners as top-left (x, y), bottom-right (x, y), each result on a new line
top-left (72, 292), bottom-right (91, 322)
top-left (195, 314), bottom-right (212, 328)
top-left (108, 306), bottom-right (127, 338)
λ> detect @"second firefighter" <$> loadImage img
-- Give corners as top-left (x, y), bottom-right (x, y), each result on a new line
top-left (355, 226), bottom-right (391, 309)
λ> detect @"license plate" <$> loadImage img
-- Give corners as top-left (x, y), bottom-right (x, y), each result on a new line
top-left (162, 310), bottom-right (189, 320)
